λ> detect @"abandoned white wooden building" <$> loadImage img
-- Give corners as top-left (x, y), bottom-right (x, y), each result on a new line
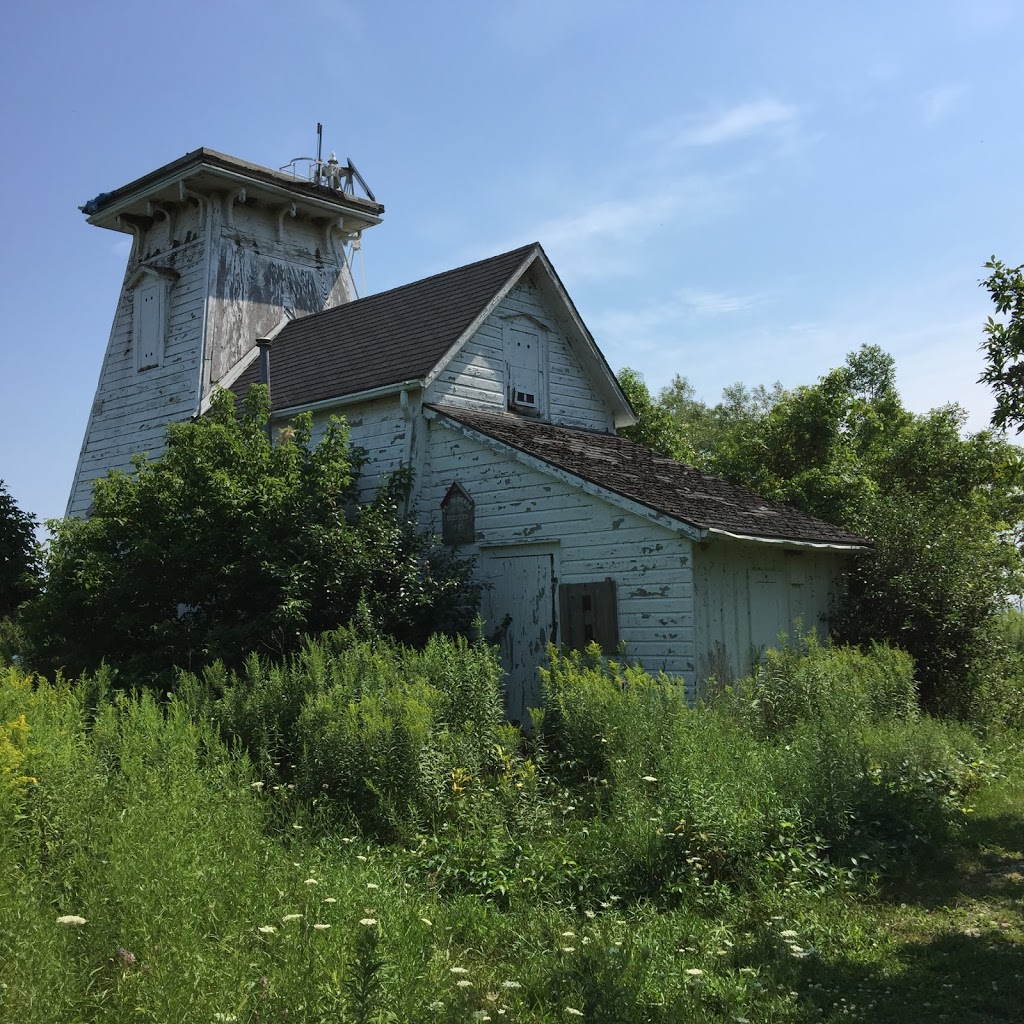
top-left (69, 148), bottom-right (869, 718)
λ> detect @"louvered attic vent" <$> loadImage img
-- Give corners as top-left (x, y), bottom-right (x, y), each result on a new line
top-left (513, 389), bottom-right (537, 409)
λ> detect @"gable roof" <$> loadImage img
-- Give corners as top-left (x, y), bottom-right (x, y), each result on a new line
top-left (429, 406), bottom-right (870, 549)
top-left (234, 243), bottom-right (541, 412)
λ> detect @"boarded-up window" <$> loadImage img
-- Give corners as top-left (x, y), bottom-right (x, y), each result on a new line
top-left (559, 578), bottom-right (619, 653)
top-left (134, 280), bottom-right (164, 371)
top-left (504, 318), bottom-right (544, 413)
top-left (129, 267), bottom-right (177, 373)
top-left (441, 482), bottom-right (475, 545)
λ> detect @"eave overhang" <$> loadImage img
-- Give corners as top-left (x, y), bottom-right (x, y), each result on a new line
top-left (81, 148), bottom-right (384, 235)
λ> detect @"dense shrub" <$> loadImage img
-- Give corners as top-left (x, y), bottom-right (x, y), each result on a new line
top-left (195, 628), bottom-right (507, 839)
top-left (539, 641), bottom-right (980, 889)
top-left (20, 388), bottom-right (479, 688)
top-left (718, 633), bottom-right (918, 736)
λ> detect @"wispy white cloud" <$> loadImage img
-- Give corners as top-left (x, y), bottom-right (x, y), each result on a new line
top-left (466, 171), bottom-right (739, 280)
top-left (920, 84), bottom-right (966, 124)
top-left (590, 286), bottom-right (769, 344)
top-left (676, 99), bottom-right (801, 147)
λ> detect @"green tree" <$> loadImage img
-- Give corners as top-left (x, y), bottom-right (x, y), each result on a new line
top-left (616, 368), bottom-right (693, 461)
top-left (979, 256), bottom-right (1024, 432)
top-left (20, 388), bottom-right (479, 687)
top-left (0, 480), bottom-right (37, 620)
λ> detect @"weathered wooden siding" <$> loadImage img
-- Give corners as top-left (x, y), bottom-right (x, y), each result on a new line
top-left (67, 204), bottom-right (208, 517)
top-left (425, 268), bottom-right (616, 431)
top-left (206, 200), bottom-right (357, 388)
top-left (308, 395), bottom-right (410, 505)
top-left (692, 540), bottom-right (846, 689)
top-left (69, 190), bottom-right (360, 517)
top-left (421, 419), bottom-right (697, 688)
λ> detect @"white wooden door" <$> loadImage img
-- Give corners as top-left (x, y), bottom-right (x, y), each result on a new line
top-left (480, 550), bottom-right (556, 725)
top-left (748, 569), bottom-right (790, 665)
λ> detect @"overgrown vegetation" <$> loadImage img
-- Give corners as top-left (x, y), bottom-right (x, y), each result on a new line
top-left (16, 388), bottom-right (479, 689)
top-left (3, 635), bottom-right (1021, 1023)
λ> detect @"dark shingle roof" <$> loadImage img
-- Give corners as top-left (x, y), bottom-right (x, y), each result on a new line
top-left (234, 243), bottom-right (538, 411)
top-left (431, 406), bottom-right (870, 548)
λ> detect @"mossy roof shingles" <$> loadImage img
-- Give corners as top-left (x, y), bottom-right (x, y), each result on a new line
top-left (431, 406), bottom-right (870, 548)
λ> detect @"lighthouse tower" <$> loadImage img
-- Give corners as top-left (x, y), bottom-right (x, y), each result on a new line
top-left (67, 148), bottom-right (384, 517)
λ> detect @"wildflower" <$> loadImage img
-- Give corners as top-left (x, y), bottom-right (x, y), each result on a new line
top-left (360, 918), bottom-right (378, 927)
top-left (250, 781), bottom-right (264, 790)
top-left (421, 917), bottom-right (433, 927)
top-left (779, 929), bottom-right (799, 939)
top-left (282, 914), bottom-right (302, 923)
top-left (560, 946), bottom-right (576, 953)
top-left (561, 931), bottom-right (576, 938)
top-left (214, 1015), bottom-right (237, 1023)
top-left (304, 878), bottom-right (318, 885)
top-left (456, 980), bottom-right (473, 989)
top-left (450, 966), bottom-right (470, 975)
top-left (502, 981), bottom-right (522, 989)
top-left (57, 915), bottom-right (87, 926)
top-left (366, 882), bottom-right (380, 890)
top-left (356, 854), bottom-right (368, 862)
top-left (323, 897), bottom-right (338, 904)
top-left (685, 968), bottom-right (704, 977)
top-left (472, 1013), bottom-right (491, 1022)
top-left (429, 1001), bottom-right (445, 1011)
top-left (258, 926), bottom-right (277, 935)
top-left (566, 1009), bottom-right (584, 1018)
top-left (117, 947), bottom-right (137, 967)
top-left (641, 775), bottom-right (658, 783)
top-left (314, 923), bottom-right (331, 931)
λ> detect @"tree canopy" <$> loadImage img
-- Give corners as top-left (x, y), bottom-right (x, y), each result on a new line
top-left (0, 480), bottom-right (37, 620)
top-left (20, 388), bottom-right (479, 687)
top-left (618, 345), bottom-right (1024, 715)
top-left (979, 257), bottom-right (1024, 433)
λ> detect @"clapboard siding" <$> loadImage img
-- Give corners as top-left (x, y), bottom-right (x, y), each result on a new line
top-left (692, 541), bottom-right (845, 689)
top-left (422, 420), bottom-right (697, 686)
top-left (309, 396), bottom-right (409, 503)
top-left (67, 237), bottom-right (209, 516)
top-left (425, 269), bottom-right (615, 431)
top-left (68, 186), bottom-right (361, 518)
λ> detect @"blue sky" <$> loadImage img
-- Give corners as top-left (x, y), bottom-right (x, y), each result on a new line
top-left (2, 0), bottom-right (1022, 526)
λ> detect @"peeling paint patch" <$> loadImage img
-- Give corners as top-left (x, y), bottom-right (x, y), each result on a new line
top-left (612, 517), bottom-right (625, 530)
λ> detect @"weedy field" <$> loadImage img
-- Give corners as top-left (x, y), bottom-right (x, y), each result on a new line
top-left (1, 633), bottom-right (1021, 1023)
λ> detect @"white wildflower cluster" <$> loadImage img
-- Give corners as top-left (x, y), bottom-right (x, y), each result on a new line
top-left (777, 926), bottom-right (813, 958)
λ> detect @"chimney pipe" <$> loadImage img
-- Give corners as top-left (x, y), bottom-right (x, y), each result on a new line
top-left (256, 337), bottom-right (272, 441)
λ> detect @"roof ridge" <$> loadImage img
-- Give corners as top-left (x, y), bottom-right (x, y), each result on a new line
top-left (299, 242), bottom-right (540, 326)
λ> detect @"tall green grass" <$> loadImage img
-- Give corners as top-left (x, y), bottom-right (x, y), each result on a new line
top-left (1, 633), bottom-right (1017, 1023)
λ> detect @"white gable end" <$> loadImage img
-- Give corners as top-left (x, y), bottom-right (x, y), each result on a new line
top-left (424, 269), bottom-right (616, 432)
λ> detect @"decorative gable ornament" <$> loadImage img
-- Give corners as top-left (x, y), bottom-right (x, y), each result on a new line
top-left (441, 481), bottom-right (475, 545)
